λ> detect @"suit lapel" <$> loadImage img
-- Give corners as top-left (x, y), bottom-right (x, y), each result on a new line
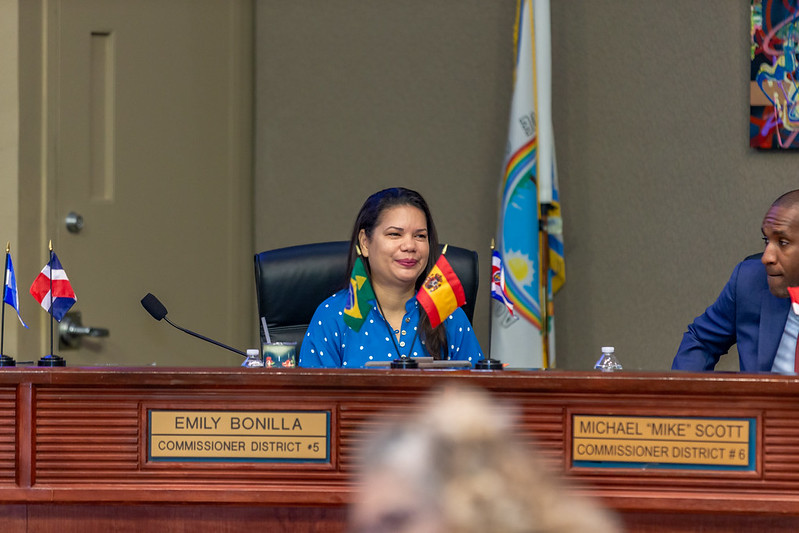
top-left (758, 291), bottom-right (790, 370)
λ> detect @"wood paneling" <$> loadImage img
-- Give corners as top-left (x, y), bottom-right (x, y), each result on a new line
top-left (0, 386), bottom-right (17, 484)
top-left (0, 368), bottom-right (799, 531)
top-left (22, 504), bottom-right (347, 533)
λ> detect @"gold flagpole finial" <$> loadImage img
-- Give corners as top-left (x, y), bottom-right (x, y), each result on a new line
top-left (5, 242), bottom-right (9, 254)
top-left (442, 244), bottom-right (448, 255)
top-left (49, 239), bottom-right (53, 252)
top-left (490, 238), bottom-right (495, 251)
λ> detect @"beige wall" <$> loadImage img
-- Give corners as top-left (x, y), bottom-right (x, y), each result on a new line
top-left (550, 0), bottom-right (787, 371)
top-left (0, 0), bottom-right (20, 355)
top-left (254, 0), bottom-right (797, 371)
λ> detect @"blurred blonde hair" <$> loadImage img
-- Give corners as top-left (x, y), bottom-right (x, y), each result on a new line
top-left (352, 385), bottom-right (620, 533)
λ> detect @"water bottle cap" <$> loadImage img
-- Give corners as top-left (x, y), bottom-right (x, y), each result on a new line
top-left (600, 346), bottom-right (615, 353)
top-left (246, 349), bottom-right (260, 356)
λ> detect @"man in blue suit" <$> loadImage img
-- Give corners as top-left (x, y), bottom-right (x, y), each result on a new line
top-left (673, 190), bottom-right (799, 372)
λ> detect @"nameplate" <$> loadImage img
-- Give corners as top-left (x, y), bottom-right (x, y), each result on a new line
top-left (148, 410), bottom-right (330, 463)
top-left (571, 415), bottom-right (755, 471)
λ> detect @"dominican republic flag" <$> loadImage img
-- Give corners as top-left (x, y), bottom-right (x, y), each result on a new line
top-left (416, 252), bottom-right (466, 329)
top-left (4, 253), bottom-right (28, 328)
top-left (490, 250), bottom-right (514, 317)
top-left (30, 253), bottom-right (77, 322)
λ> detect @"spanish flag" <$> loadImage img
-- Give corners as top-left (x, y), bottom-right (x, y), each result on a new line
top-left (343, 256), bottom-right (375, 332)
top-left (416, 253), bottom-right (466, 328)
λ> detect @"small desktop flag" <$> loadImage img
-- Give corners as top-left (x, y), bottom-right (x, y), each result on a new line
top-left (416, 253), bottom-right (466, 329)
top-left (343, 256), bottom-right (375, 332)
top-left (789, 286), bottom-right (799, 315)
top-left (4, 254), bottom-right (28, 328)
top-left (30, 253), bottom-right (77, 322)
top-left (490, 249), bottom-right (514, 317)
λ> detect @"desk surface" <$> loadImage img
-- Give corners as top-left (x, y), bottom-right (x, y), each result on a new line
top-left (2, 367), bottom-right (799, 532)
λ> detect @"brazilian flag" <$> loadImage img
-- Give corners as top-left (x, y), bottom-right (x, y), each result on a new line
top-left (343, 256), bottom-right (375, 331)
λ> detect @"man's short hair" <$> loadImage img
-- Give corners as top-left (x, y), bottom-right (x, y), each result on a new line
top-left (772, 189), bottom-right (799, 209)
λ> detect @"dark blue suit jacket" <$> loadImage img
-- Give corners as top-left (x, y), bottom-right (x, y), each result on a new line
top-left (672, 254), bottom-right (790, 372)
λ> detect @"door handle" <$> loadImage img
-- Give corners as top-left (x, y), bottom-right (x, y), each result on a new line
top-left (59, 311), bottom-right (109, 350)
top-left (65, 212), bottom-right (84, 233)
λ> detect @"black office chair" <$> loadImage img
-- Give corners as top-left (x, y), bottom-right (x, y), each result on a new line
top-left (254, 241), bottom-right (479, 351)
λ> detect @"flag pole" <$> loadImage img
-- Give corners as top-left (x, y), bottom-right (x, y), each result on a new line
top-left (539, 204), bottom-right (551, 369)
top-left (36, 240), bottom-right (65, 366)
top-left (0, 242), bottom-right (15, 366)
top-left (475, 239), bottom-right (503, 371)
top-left (488, 239), bottom-right (495, 356)
top-left (49, 240), bottom-right (54, 358)
top-left (1, 242), bottom-right (8, 357)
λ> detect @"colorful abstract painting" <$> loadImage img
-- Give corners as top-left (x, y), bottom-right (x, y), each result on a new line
top-left (751, 0), bottom-right (799, 149)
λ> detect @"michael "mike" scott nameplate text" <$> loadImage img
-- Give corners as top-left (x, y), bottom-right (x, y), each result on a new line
top-left (148, 410), bottom-right (330, 463)
top-left (571, 414), bottom-right (754, 471)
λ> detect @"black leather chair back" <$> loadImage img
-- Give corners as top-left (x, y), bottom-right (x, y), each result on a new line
top-left (254, 241), bottom-right (479, 351)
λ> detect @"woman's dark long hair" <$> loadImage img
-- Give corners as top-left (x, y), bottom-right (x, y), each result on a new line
top-left (344, 187), bottom-right (447, 359)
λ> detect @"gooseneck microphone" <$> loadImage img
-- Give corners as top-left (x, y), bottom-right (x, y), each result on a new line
top-left (140, 293), bottom-right (247, 357)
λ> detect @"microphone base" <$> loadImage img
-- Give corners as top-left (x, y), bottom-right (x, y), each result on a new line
top-left (0, 355), bottom-right (16, 367)
top-left (475, 358), bottom-right (503, 370)
top-left (38, 354), bottom-right (66, 367)
top-left (390, 357), bottom-right (419, 369)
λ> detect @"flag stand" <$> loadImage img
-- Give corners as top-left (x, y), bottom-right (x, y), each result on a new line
top-left (38, 243), bottom-right (65, 367)
top-left (390, 357), bottom-right (419, 369)
top-left (477, 240), bottom-right (503, 371)
top-left (0, 244), bottom-right (16, 366)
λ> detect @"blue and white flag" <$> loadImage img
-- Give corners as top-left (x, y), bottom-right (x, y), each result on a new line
top-left (4, 254), bottom-right (29, 328)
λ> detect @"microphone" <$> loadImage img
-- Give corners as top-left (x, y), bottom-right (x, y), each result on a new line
top-left (140, 293), bottom-right (247, 357)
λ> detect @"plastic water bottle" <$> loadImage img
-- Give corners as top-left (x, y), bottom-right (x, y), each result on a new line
top-left (241, 349), bottom-right (264, 368)
top-left (594, 346), bottom-right (622, 372)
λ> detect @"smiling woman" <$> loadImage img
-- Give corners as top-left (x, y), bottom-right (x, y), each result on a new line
top-left (359, 204), bottom-right (430, 297)
top-left (298, 188), bottom-right (484, 368)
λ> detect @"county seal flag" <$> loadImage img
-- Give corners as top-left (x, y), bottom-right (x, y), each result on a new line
top-left (416, 254), bottom-right (466, 329)
top-left (492, 0), bottom-right (564, 369)
top-left (29, 253), bottom-right (77, 322)
top-left (343, 256), bottom-right (376, 332)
